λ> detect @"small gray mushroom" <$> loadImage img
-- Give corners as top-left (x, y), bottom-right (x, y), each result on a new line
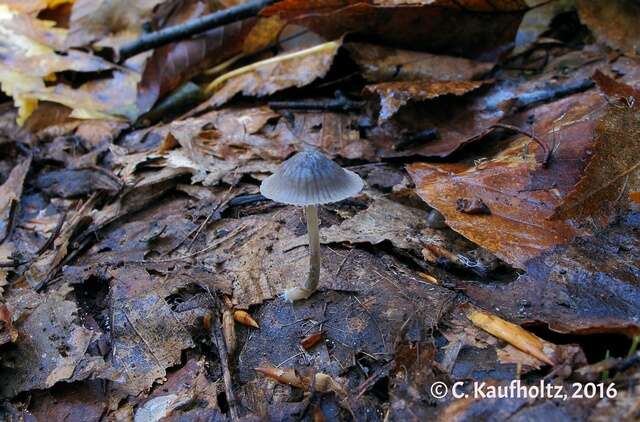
top-left (260, 149), bottom-right (364, 302)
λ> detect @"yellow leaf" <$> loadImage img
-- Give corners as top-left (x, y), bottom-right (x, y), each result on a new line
top-left (468, 309), bottom-right (554, 365)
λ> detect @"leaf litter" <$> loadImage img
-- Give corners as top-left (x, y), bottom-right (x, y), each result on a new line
top-left (1, 0), bottom-right (640, 420)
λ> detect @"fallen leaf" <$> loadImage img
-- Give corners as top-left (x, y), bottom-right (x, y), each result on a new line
top-left (108, 266), bottom-right (195, 394)
top-left (263, 0), bottom-right (528, 61)
top-left (346, 42), bottom-right (494, 83)
top-left (407, 89), bottom-right (612, 268)
top-left (364, 79), bottom-right (490, 122)
top-left (1, 0), bottom-right (73, 15)
top-left (65, 0), bottom-right (166, 49)
top-left (551, 77), bottom-right (640, 223)
top-left (0, 5), bottom-right (133, 123)
top-left (134, 358), bottom-right (222, 421)
top-left (0, 157), bottom-right (31, 296)
top-left (204, 40), bottom-right (342, 107)
top-left (408, 155), bottom-right (576, 268)
top-left (468, 309), bottom-right (554, 365)
top-left (0, 286), bottom-right (111, 397)
top-left (137, 1), bottom-right (259, 113)
top-left (0, 303), bottom-right (18, 345)
top-left (577, 0), bottom-right (640, 57)
top-left (513, 0), bottom-right (576, 55)
top-left (35, 167), bottom-right (122, 198)
top-left (459, 212), bottom-right (640, 336)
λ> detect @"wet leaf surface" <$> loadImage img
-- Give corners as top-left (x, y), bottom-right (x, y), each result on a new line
top-left (2, 0), bottom-right (640, 419)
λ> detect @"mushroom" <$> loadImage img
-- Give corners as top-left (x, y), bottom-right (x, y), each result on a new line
top-left (260, 149), bottom-right (364, 302)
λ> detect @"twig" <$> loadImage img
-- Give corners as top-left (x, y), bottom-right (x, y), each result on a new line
top-left (207, 303), bottom-right (240, 421)
top-left (515, 78), bottom-right (595, 110)
top-left (353, 360), bottom-right (394, 401)
top-left (0, 200), bottom-right (19, 245)
top-left (490, 123), bottom-right (552, 167)
top-left (119, 0), bottom-right (276, 62)
top-left (34, 212), bottom-right (67, 256)
top-left (269, 92), bottom-right (365, 112)
top-left (187, 185), bottom-right (235, 252)
top-left (394, 128), bottom-right (439, 151)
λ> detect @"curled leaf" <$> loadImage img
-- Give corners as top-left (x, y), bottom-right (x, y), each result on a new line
top-left (468, 309), bottom-right (554, 365)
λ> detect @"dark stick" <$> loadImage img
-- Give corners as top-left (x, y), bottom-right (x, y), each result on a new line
top-left (207, 306), bottom-right (240, 421)
top-left (0, 200), bottom-right (19, 246)
top-left (394, 128), bottom-right (439, 151)
top-left (0, 212), bottom-right (67, 268)
top-left (34, 212), bottom-right (67, 257)
top-left (515, 78), bottom-right (595, 110)
top-left (119, 0), bottom-right (276, 62)
top-left (269, 92), bottom-right (365, 112)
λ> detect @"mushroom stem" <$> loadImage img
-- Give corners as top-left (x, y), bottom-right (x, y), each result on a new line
top-left (304, 204), bottom-right (321, 292)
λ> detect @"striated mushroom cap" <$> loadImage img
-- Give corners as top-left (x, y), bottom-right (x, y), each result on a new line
top-left (260, 149), bottom-right (364, 206)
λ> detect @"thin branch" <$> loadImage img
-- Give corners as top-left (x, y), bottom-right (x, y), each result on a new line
top-left (207, 300), bottom-right (240, 422)
top-left (34, 212), bottom-right (67, 257)
top-left (0, 200), bottom-right (19, 245)
top-left (119, 0), bottom-right (276, 62)
top-left (490, 123), bottom-right (552, 167)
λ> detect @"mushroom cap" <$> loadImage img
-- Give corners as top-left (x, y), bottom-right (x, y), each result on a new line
top-left (260, 149), bottom-right (364, 206)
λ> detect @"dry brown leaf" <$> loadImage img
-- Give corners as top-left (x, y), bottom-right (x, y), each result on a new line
top-left (137, 1), bottom-right (261, 113)
top-left (263, 0), bottom-right (528, 61)
top-left (0, 286), bottom-right (112, 397)
top-left (577, 0), bottom-right (640, 57)
top-left (108, 266), bottom-right (196, 394)
top-left (0, 303), bottom-right (18, 346)
top-left (205, 40), bottom-right (341, 107)
top-left (407, 89), bottom-right (613, 268)
top-left (0, 157), bottom-right (31, 296)
top-left (460, 213), bottom-right (640, 336)
top-left (468, 309), bottom-right (554, 365)
top-left (346, 42), bottom-right (494, 83)
top-left (407, 145), bottom-right (580, 269)
top-left (364, 79), bottom-right (490, 122)
top-left (552, 76), bottom-right (640, 223)
top-left (0, 5), bottom-right (141, 123)
top-left (65, 0), bottom-right (166, 49)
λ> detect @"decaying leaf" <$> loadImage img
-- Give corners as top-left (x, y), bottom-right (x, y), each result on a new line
top-left (137, 1), bottom-right (259, 113)
top-left (108, 266), bottom-right (195, 394)
top-left (577, 0), bottom-right (640, 57)
top-left (365, 79), bottom-right (490, 122)
top-left (552, 74), bottom-right (640, 223)
top-left (0, 157), bottom-right (31, 295)
top-left (65, 0), bottom-right (166, 49)
top-left (407, 147), bottom-right (578, 268)
top-left (0, 303), bottom-right (18, 346)
top-left (0, 286), bottom-right (112, 397)
top-left (205, 40), bottom-right (342, 107)
top-left (407, 88), bottom-right (615, 268)
top-left (263, 0), bottom-right (529, 61)
top-left (346, 42), bottom-right (494, 83)
top-left (459, 212), bottom-right (640, 336)
top-left (0, 5), bottom-right (139, 123)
